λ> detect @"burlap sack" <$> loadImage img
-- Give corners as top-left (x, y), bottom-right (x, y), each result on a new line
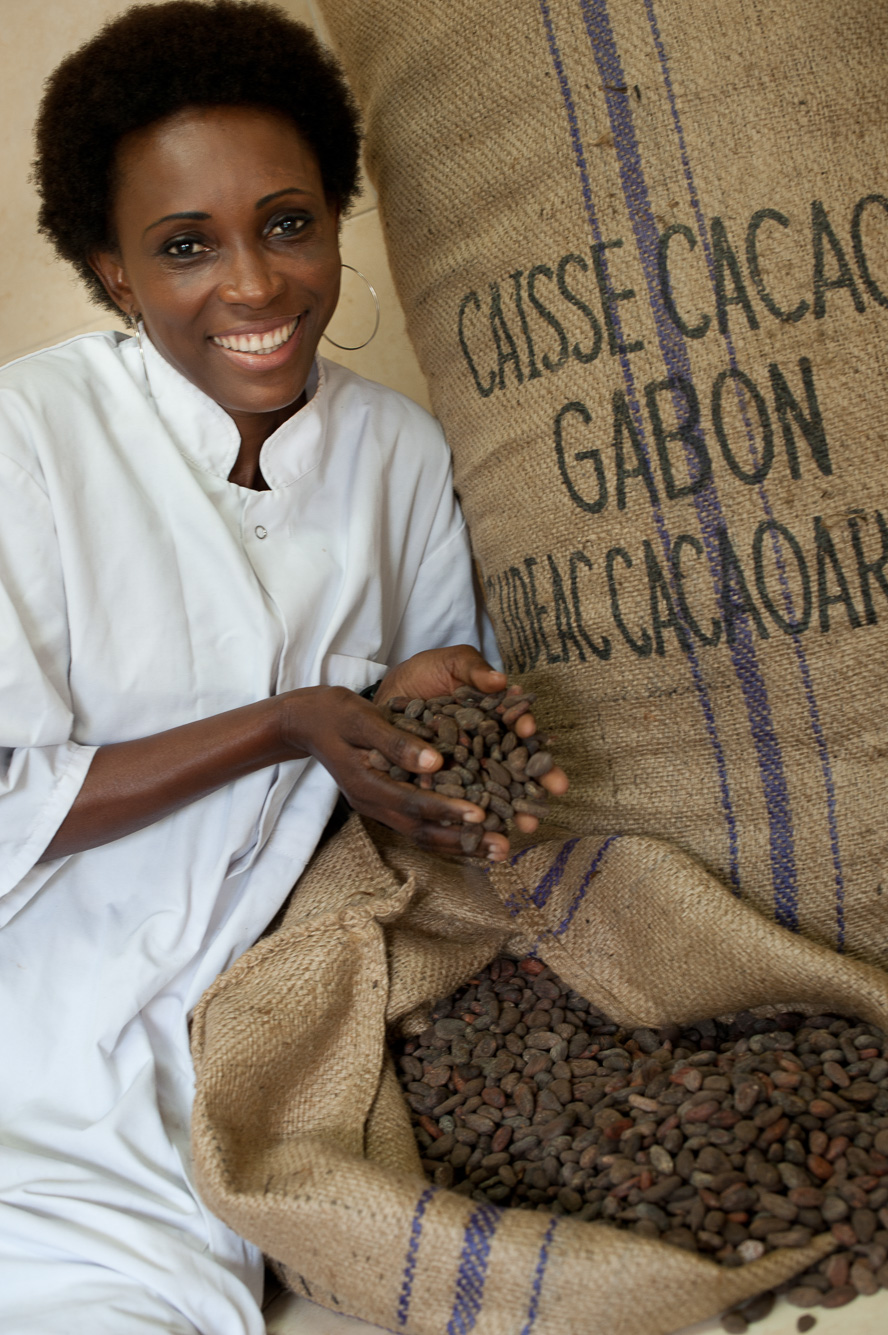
top-left (315, 0), bottom-right (888, 966)
top-left (191, 815), bottom-right (888, 1334)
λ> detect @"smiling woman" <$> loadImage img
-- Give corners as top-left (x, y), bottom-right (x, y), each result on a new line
top-left (0, 2), bottom-right (566, 1332)
top-left (91, 105), bottom-right (344, 485)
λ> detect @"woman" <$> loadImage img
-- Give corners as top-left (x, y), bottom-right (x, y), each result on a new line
top-left (0, 3), bottom-right (565, 1332)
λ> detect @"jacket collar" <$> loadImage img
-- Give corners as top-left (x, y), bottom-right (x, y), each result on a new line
top-left (134, 328), bottom-right (328, 488)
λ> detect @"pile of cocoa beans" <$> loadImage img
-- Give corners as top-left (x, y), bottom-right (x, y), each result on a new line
top-left (393, 956), bottom-right (888, 1329)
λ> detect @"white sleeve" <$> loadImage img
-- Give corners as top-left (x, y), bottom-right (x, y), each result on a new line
top-left (386, 475), bottom-right (502, 671)
top-left (0, 450), bottom-right (96, 922)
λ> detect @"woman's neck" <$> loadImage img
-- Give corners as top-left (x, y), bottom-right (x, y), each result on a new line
top-left (225, 391), bottom-right (306, 490)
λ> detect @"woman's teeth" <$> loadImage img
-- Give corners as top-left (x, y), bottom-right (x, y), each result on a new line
top-left (212, 319), bottom-right (299, 354)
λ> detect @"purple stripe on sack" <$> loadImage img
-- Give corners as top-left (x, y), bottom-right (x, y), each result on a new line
top-left (446, 1203), bottom-right (503, 1335)
top-left (537, 0), bottom-right (741, 892)
top-left (530, 837), bottom-right (580, 907)
top-left (552, 833), bottom-right (619, 936)
top-left (499, 837), bottom-right (586, 931)
top-left (520, 836), bottom-right (621, 957)
top-left (575, 0), bottom-right (800, 927)
top-left (520, 1217), bottom-right (560, 1334)
top-left (397, 1186), bottom-right (438, 1327)
top-left (642, 0), bottom-right (845, 944)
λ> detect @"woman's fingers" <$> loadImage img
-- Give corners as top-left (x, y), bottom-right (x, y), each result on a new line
top-left (301, 680), bottom-right (567, 862)
top-left (375, 777), bottom-right (485, 829)
top-left (354, 768), bottom-right (511, 859)
top-left (347, 738), bottom-right (483, 824)
top-left (376, 645), bottom-right (505, 708)
top-left (356, 712), bottom-right (442, 775)
top-left (463, 658), bottom-right (508, 693)
top-left (409, 820), bottom-right (511, 862)
top-left (539, 765), bottom-right (569, 796)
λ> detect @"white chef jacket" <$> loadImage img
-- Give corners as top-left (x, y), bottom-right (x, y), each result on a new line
top-left (0, 331), bottom-right (491, 1334)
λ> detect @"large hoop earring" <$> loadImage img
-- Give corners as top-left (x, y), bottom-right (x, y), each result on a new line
top-left (322, 264), bottom-right (380, 351)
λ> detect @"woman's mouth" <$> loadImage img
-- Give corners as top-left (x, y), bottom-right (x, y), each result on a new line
top-left (211, 318), bottom-right (300, 355)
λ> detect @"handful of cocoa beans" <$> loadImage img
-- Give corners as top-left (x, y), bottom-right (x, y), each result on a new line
top-left (367, 685), bottom-right (556, 855)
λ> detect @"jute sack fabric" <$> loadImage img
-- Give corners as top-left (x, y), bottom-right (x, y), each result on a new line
top-left (191, 815), bottom-right (888, 1334)
top-left (315, 0), bottom-right (888, 966)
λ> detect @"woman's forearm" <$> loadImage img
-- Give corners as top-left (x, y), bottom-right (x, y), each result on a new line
top-left (40, 695), bottom-right (296, 861)
top-left (38, 651), bottom-right (561, 866)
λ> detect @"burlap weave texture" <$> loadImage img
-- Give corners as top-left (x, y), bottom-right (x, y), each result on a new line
top-left (315, 0), bottom-right (888, 966)
top-left (191, 816), bottom-right (888, 1334)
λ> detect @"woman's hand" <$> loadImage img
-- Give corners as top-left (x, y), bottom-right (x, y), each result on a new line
top-left (379, 648), bottom-right (569, 824)
top-left (375, 644), bottom-right (507, 713)
top-left (280, 681), bottom-right (506, 857)
top-left (287, 646), bottom-right (569, 860)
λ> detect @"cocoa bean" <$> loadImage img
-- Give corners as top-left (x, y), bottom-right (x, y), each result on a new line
top-left (484, 758), bottom-right (513, 788)
top-left (487, 795), bottom-right (514, 821)
top-left (820, 1285), bottom-right (858, 1308)
top-left (525, 751), bottom-right (553, 778)
top-left (393, 715), bottom-right (433, 738)
top-left (459, 825), bottom-right (483, 855)
top-left (786, 1287), bottom-right (826, 1308)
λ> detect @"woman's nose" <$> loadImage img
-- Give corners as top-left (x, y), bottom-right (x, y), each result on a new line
top-left (217, 245), bottom-right (285, 307)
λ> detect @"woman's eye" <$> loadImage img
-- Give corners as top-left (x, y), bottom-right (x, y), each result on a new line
top-left (162, 237), bottom-right (209, 258)
top-left (268, 213), bottom-right (310, 238)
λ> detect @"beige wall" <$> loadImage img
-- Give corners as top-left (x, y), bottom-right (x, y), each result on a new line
top-left (0, 0), bottom-right (430, 410)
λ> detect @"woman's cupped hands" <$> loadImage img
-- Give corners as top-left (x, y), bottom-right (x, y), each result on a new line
top-left (283, 645), bottom-right (568, 861)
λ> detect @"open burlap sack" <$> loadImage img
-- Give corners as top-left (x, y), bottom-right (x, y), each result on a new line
top-left (315, 0), bottom-right (888, 966)
top-left (191, 815), bottom-right (888, 1334)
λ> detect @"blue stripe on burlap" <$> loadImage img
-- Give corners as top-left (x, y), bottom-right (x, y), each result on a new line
top-left (573, 0), bottom-right (800, 926)
top-left (641, 0), bottom-right (845, 943)
top-left (552, 834), bottom-right (620, 937)
top-left (537, 0), bottom-right (742, 894)
top-left (397, 1185), bottom-right (438, 1327)
top-left (520, 1217), bottom-right (560, 1334)
top-left (530, 837), bottom-right (580, 907)
top-left (492, 844), bottom-right (535, 918)
top-left (514, 837), bottom-right (620, 958)
top-left (446, 1203), bottom-right (503, 1334)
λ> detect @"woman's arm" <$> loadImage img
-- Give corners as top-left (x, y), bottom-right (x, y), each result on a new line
top-left (40, 686), bottom-right (477, 861)
top-left (38, 662), bottom-right (494, 862)
top-left (40, 694), bottom-right (295, 861)
top-left (41, 647), bottom-right (567, 864)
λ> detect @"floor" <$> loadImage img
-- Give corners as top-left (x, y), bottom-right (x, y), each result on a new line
top-left (264, 1293), bottom-right (386, 1334)
top-left (264, 1285), bottom-right (888, 1334)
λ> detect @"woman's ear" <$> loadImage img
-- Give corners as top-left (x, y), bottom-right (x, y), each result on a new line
top-left (88, 251), bottom-right (135, 317)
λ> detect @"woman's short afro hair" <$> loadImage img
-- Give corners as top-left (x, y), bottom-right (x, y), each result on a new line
top-left (34, 0), bottom-right (362, 312)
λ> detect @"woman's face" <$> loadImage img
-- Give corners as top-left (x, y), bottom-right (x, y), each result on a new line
top-left (91, 105), bottom-right (341, 436)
